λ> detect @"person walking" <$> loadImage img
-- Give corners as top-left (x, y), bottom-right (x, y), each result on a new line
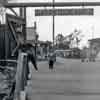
top-left (26, 44), bottom-right (38, 71)
top-left (48, 52), bottom-right (55, 71)
top-left (12, 42), bottom-right (38, 80)
top-left (12, 42), bottom-right (38, 71)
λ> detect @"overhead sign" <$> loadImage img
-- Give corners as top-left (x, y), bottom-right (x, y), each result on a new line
top-left (35, 8), bottom-right (94, 16)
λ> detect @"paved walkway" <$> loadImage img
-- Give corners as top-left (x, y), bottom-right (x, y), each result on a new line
top-left (26, 57), bottom-right (100, 100)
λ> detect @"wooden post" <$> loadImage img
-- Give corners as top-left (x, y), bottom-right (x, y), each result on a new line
top-left (14, 52), bottom-right (28, 100)
top-left (20, 91), bottom-right (26, 100)
top-left (20, 7), bottom-right (27, 41)
top-left (52, 0), bottom-right (55, 49)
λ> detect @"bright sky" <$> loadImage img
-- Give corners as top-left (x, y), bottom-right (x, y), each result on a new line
top-left (8, 0), bottom-right (100, 48)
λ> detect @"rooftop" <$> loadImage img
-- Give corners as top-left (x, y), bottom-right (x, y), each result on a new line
top-left (88, 38), bottom-right (100, 43)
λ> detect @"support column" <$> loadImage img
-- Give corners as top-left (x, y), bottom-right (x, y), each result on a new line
top-left (20, 7), bottom-right (27, 40)
top-left (52, 0), bottom-right (55, 50)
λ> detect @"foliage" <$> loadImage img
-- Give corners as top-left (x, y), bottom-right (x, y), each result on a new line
top-left (55, 33), bottom-right (70, 49)
top-left (55, 29), bottom-right (83, 49)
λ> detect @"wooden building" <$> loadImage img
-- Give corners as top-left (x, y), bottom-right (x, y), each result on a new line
top-left (88, 38), bottom-right (100, 60)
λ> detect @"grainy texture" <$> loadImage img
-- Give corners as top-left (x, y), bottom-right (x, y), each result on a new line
top-left (26, 57), bottom-right (100, 100)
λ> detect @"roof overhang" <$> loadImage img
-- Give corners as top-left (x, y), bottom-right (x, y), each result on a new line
top-left (2, 2), bottom-right (100, 8)
top-left (88, 38), bottom-right (100, 43)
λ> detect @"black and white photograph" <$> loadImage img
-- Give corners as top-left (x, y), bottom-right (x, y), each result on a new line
top-left (0, 0), bottom-right (100, 100)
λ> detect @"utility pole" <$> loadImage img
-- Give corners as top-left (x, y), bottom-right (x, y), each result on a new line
top-left (92, 25), bottom-right (94, 39)
top-left (53, 0), bottom-right (55, 50)
top-left (34, 21), bottom-right (37, 58)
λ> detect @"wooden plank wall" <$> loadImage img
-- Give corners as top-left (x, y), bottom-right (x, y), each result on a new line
top-left (0, 24), bottom-right (17, 60)
top-left (0, 25), bottom-right (7, 59)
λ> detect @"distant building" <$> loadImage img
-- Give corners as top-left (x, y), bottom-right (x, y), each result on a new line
top-left (80, 38), bottom-right (100, 61)
top-left (26, 27), bottom-right (36, 41)
top-left (88, 38), bottom-right (100, 53)
top-left (88, 38), bottom-right (100, 60)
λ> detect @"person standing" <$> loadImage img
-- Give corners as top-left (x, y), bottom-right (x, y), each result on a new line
top-left (48, 52), bottom-right (55, 71)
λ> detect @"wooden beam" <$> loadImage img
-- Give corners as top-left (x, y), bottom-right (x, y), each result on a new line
top-left (8, 21), bottom-right (18, 43)
top-left (9, 8), bottom-right (18, 16)
top-left (0, 59), bottom-right (17, 63)
top-left (3, 2), bottom-right (100, 8)
top-left (6, 14), bottom-right (25, 24)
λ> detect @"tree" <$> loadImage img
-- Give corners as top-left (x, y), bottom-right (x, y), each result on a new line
top-left (55, 33), bottom-right (70, 49)
top-left (55, 34), bottom-right (65, 49)
top-left (56, 34), bottom-right (64, 43)
top-left (55, 29), bottom-right (83, 49)
top-left (70, 29), bottom-right (83, 48)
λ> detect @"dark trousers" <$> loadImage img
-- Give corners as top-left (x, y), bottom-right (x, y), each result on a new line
top-left (49, 60), bottom-right (54, 70)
